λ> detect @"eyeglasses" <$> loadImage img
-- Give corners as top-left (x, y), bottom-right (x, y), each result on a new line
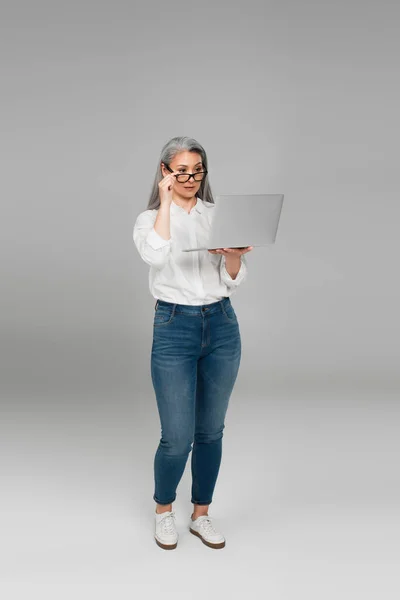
top-left (163, 163), bottom-right (208, 183)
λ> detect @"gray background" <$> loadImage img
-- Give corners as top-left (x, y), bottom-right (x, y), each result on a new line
top-left (1, 0), bottom-right (399, 597)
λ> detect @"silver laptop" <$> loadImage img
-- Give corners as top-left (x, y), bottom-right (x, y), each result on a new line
top-left (182, 193), bottom-right (284, 252)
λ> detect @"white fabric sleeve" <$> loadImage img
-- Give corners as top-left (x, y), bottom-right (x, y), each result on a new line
top-left (133, 211), bottom-right (172, 269)
top-left (220, 254), bottom-right (248, 288)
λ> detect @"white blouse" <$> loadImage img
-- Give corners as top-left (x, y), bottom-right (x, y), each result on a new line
top-left (133, 196), bottom-right (248, 305)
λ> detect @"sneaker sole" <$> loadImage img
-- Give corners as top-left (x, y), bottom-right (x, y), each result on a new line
top-left (189, 527), bottom-right (226, 549)
top-left (154, 535), bottom-right (178, 550)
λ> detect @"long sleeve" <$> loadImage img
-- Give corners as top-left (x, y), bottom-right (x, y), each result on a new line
top-left (220, 253), bottom-right (248, 288)
top-left (133, 210), bottom-right (172, 269)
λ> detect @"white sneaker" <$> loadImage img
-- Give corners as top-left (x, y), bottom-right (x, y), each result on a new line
top-left (154, 510), bottom-right (178, 550)
top-left (189, 515), bottom-right (226, 549)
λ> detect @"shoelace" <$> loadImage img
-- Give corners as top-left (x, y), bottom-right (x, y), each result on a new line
top-left (160, 511), bottom-right (176, 535)
top-left (197, 517), bottom-right (218, 535)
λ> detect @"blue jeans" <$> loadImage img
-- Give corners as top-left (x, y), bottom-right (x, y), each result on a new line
top-left (151, 296), bottom-right (241, 506)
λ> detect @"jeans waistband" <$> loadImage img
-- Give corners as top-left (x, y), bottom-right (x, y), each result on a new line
top-left (155, 297), bottom-right (231, 315)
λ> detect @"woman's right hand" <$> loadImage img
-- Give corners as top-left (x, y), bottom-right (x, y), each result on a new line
top-left (158, 167), bottom-right (176, 206)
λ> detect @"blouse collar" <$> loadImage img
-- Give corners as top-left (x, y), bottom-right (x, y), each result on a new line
top-left (170, 196), bottom-right (204, 215)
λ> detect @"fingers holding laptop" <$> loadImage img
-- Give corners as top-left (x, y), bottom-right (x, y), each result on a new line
top-left (208, 247), bottom-right (254, 256)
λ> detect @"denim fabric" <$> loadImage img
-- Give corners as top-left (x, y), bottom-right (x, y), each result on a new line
top-left (151, 296), bottom-right (241, 505)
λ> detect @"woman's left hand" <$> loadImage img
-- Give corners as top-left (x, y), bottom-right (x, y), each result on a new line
top-left (208, 246), bottom-right (253, 257)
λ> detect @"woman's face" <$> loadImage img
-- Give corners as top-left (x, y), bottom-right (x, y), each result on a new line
top-left (161, 151), bottom-right (204, 199)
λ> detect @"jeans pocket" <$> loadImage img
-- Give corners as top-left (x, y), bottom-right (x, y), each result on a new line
top-left (221, 301), bottom-right (237, 322)
top-left (154, 307), bottom-right (175, 327)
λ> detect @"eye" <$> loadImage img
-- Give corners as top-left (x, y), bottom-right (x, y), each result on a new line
top-left (177, 167), bottom-right (202, 173)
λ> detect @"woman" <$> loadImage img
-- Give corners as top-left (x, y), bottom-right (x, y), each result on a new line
top-left (133, 136), bottom-right (253, 550)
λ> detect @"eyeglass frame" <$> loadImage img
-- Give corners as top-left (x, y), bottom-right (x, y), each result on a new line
top-left (162, 162), bottom-right (208, 183)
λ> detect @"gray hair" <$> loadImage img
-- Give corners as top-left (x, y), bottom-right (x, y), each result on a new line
top-left (146, 136), bottom-right (215, 210)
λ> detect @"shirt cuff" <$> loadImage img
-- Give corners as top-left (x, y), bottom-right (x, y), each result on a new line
top-left (220, 255), bottom-right (247, 286)
top-left (146, 227), bottom-right (172, 250)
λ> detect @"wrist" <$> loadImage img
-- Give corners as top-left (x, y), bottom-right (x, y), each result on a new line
top-left (224, 254), bottom-right (241, 265)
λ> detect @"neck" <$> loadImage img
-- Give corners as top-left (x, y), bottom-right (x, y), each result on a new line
top-left (172, 195), bottom-right (197, 211)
